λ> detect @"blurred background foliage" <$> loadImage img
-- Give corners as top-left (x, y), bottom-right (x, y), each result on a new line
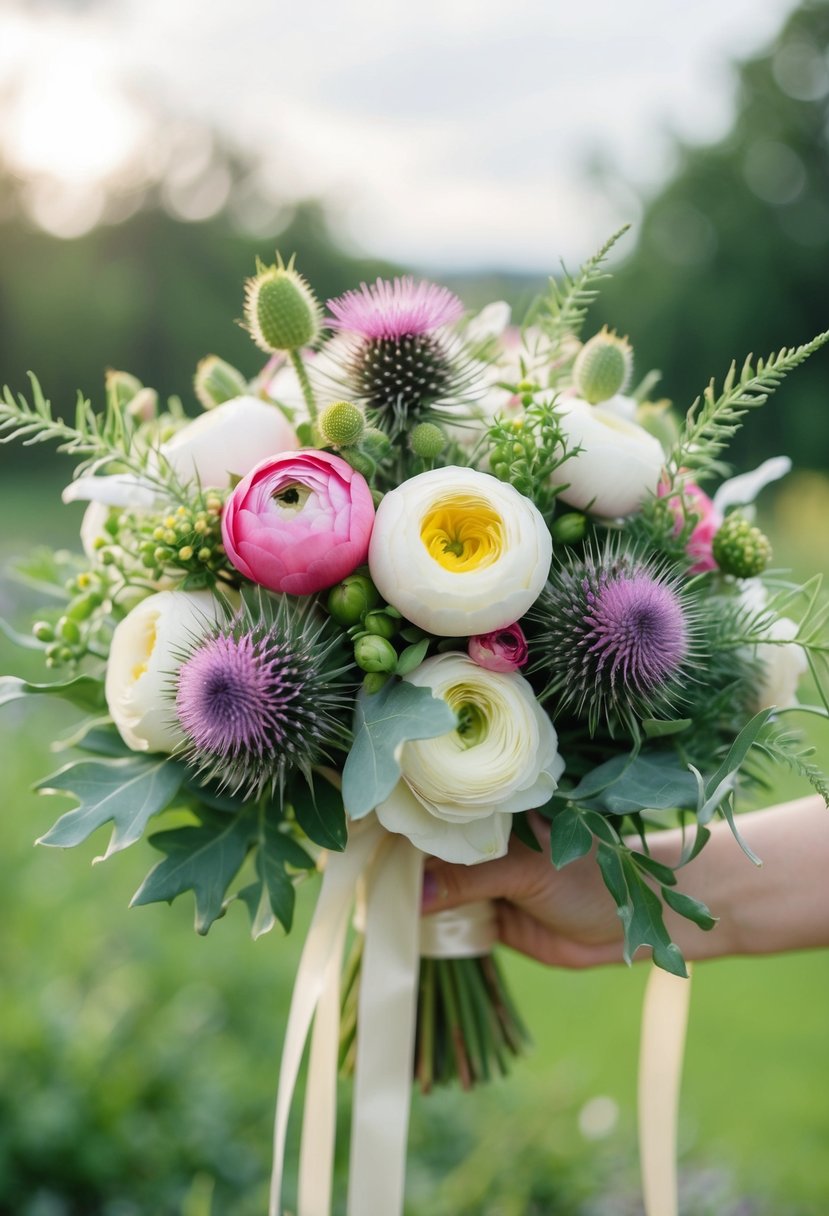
top-left (2, 0), bottom-right (829, 1213)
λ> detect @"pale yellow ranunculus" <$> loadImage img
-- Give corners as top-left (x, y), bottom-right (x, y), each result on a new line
top-left (375, 653), bottom-right (564, 864)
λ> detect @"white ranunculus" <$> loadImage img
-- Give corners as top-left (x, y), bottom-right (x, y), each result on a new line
top-left (105, 589), bottom-right (219, 753)
top-left (376, 653), bottom-right (564, 864)
top-left (550, 396), bottom-right (665, 518)
top-left (753, 616), bottom-right (808, 711)
top-left (161, 395), bottom-right (297, 488)
top-left (368, 466), bottom-right (552, 637)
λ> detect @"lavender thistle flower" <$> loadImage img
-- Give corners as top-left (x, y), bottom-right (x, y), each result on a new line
top-left (174, 594), bottom-right (354, 798)
top-left (326, 276), bottom-right (479, 436)
top-left (530, 546), bottom-right (697, 734)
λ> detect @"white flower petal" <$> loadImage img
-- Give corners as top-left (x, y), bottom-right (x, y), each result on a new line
top-left (63, 473), bottom-right (158, 509)
top-left (160, 395), bottom-right (298, 488)
top-left (376, 780), bottom-right (512, 865)
top-left (713, 456), bottom-right (792, 513)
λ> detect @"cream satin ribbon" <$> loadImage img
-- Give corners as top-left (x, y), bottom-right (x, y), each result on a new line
top-left (638, 964), bottom-right (692, 1216)
top-left (269, 816), bottom-right (423, 1216)
top-left (271, 819), bottom-right (692, 1216)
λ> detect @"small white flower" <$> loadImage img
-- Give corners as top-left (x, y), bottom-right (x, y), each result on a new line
top-left (368, 465), bottom-right (552, 637)
top-left (105, 589), bottom-right (219, 753)
top-left (550, 397), bottom-right (665, 518)
top-left (376, 653), bottom-right (564, 864)
top-left (161, 394), bottom-right (297, 487)
top-left (754, 616), bottom-right (808, 710)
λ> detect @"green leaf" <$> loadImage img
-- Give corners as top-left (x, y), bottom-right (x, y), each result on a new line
top-left (342, 680), bottom-right (456, 818)
top-left (37, 756), bottom-right (184, 859)
top-left (131, 807), bottom-right (254, 935)
top-left (0, 674), bottom-right (106, 713)
top-left (292, 775), bottom-right (347, 851)
top-left (596, 844), bottom-right (688, 977)
top-left (395, 637), bottom-right (429, 676)
top-left (631, 851), bottom-right (677, 886)
top-left (574, 752), bottom-right (699, 816)
top-left (663, 887), bottom-right (718, 931)
top-left (642, 717), bottom-right (692, 739)
top-left (511, 812), bottom-right (543, 853)
top-left (549, 805), bottom-right (592, 868)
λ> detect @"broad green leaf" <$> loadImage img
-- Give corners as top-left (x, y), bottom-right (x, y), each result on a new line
top-left (596, 844), bottom-right (688, 977)
top-left (642, 717), bottom-right (692, 739)
top-left (342, 680), bottom-right (456, 818)
top-left (575, 752), bottom-right (699, 816)
top-left (663, 886), bottom-right (718, 931)
top-left (581, 809), bottom-right (622, 844)
top-left (37, 756), bottom-right (184, 859)
top-left (549, 806), bottom-right (592, 868)
top-left (0, 674), bottom-right (106, 713)
top-left (292, 775), bottom-right (347, 851)
top-left (395, 638), bottom-right (429, 676)
top-left (131, 808), bottom-right (254, 935)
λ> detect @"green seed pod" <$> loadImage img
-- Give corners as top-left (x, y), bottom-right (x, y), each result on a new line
top-left (327, 574), bottom-right (381, 627)
top-left (573, 328), bottom-right (633, 405)
top-left (712, 514), bottom-right (773, 578)
top-left (409, 422), bottom-right (446, 459)
top-left (194, 355), bottom-right (248, 410)
top-left (363, 609), bottom-right (398, 640)
top-left (354, 634), bottom-right (398, 674)
top-left (243, 255), bottom-right (321, 353)
top-left (317, 400), bottom-right (366, 447)
top-left (551, 512), bottom-right (588, 544)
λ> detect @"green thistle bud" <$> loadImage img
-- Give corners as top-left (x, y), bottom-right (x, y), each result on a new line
top-left (317, 400), bottom-right (365, 447)
top-left (194, 355), bottom-right (248, 410)
top-left (105, 369), bottom-right (143, 410)
top-left (327, 574), bottom-right (380, 627)
top-left (409, 421), bottom-right (446, 459)
top-left (243, 254), bottom-right (321, 353)
top-left (364, 610), bottom-right (398, 640)
top-left (354, 634), bottom-right (398, 674)
top-left (551, 512), bottom-right (588, 544)
top-left (573, 327), bottom-right (633, 404)
top-left (712, 514), bottom-right (773, 578)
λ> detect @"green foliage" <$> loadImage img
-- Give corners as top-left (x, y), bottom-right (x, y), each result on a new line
top-left (486, 396), bottom-right (572, 520)
top-left (37, 755), bottom-right (186, 859)
top-left (342, 679), bottom-right (457, 818)
top-left (0, 673), bottom-right (106, 712)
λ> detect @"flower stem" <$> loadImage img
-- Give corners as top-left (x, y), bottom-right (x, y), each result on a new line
top-left (289, 350), bottom-right (318, 424)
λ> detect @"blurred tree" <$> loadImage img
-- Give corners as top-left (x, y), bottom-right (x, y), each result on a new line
top-left (596, 0), bottom-right (829, 472)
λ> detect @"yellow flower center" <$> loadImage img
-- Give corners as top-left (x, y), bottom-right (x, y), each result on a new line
top-left (420, 495), bottom-right (505, 573)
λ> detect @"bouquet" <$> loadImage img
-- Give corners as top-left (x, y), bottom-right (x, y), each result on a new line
top-left (3, 228), bottom-right (828, 1215)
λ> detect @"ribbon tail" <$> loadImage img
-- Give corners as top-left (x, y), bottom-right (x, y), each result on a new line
top-left (638, 962), bottom-right (693, 1216)
top-left (347, 837), bottom-right (424, 1216)
top-left (269, 820), bottom-right (384, 1216)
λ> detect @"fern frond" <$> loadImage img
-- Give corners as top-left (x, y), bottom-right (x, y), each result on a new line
top-left (667, 331), bottom-right (829, 485)
top-left (531, 225), bottom-right (631, 372)
top-left (754, 720), bottom-right (829, 804)
top-left (0, 373), bottom-right (138, 467)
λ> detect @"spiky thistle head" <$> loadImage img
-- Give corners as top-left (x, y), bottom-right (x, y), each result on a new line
top-left (325, 276), bottom-right (480, 437)
top-left (573, 327), bottom-right (633, 404)
top-left (244, 254), bottom-right (321, 354)
top-left (173, 590), bottom-right (356, 799)
top-left (529, 542), bottom-right (699, 735)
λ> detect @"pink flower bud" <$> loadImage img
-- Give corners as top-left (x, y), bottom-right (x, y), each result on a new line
top-left (221, 450), bottom-right (375, 595)
top-left (659, 479), bottom-right (723, 574)
top-left (468, 622), bottom-right (529, 673)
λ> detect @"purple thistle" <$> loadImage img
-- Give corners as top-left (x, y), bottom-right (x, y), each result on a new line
top-left (177, 632), bottom-right (298, 761)
top-left (583, 573), bottom-right (687, 692)
top-left (327, 276), bottom-right (464, 340)
top-left (173, 601), bottom-right (353, 798)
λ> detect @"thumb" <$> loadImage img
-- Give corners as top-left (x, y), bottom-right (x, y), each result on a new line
top-left (421, 830), bottom-right (545, 914)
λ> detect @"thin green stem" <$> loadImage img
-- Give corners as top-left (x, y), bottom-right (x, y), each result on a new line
top-left (289, 350), bottom-right (318, 423)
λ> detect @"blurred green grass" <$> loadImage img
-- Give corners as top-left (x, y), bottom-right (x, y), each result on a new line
top-left (2, 469), bottom-right (829, 1214)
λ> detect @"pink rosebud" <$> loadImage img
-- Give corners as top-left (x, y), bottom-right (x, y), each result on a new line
top-left (468, 622), bottom-right (529, 673)
top-left (658, 479), bottom-right (723, 574)
top-left (221, 450), bottom-right (375, 595)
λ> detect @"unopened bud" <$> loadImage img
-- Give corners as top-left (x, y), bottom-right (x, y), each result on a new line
top-left (573, 328), bottom-right (633, 405)
top-left (354, 634), bottom-right (398, 673)
top-left (550, 512), bottom-right (588, 544)
top-left (410, 422), bottom-right (446, 459)
top-left (194, 355), bottom-right (248, 410)
top-left (244, 254), bottom-right (321, 353)
top-left (317, 400), bottom-right (365, 447)
top-left (327, 574), bottom-right (380, 627)
top-left (712, 514), bottom-right (772, 578)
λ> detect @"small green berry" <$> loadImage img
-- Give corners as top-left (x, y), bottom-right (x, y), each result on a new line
top-left (317, 400), bottom-right (366, 447)
top-left (327, 574), bottom-right (380, 627)
top-left (551, 512), bottom-right (588, 544)
top-left (410, 422), bottom-right (446, 459)
top-left (32, 621), bottom-right (54, 642)
top-left (712, 514), bottom-right (773, 578)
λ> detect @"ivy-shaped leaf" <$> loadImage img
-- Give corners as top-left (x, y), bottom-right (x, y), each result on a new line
top-left (292, 774), bottom-right (347, 851)
top-left (596, 844), bottom-right (688, 977)
top-left (131, 807), bottom-right (255, 935)
top-left (342, 680), bottom-right (456, 818)
top-left (549, 805), bottom-right (592, 869)
top-left (0, 674), bottom-right (106, 713)
top-left (37, 755), bottom-right (185, 859)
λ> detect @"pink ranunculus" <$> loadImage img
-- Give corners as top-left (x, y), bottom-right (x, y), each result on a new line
top-left (659, 479), bottom-right (723, 574)
top-left (221, 450), bottom-right (375, 595)
top-left (468, 622), bottom-right (529, 673)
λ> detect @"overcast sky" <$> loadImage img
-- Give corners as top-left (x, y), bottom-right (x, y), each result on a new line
top-left (1, 0), bottom-right (797, 269)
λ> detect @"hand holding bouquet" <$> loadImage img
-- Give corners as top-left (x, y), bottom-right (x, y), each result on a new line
top-left (2, 230), bottom-right (828, 1213)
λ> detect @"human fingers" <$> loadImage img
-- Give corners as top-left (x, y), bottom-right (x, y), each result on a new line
top-left (421, 831), bottom-right (552, 914)
top-left (495, 902), bottom-right (627, 970)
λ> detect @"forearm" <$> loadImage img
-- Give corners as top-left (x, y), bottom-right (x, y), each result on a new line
top-left (648, 796), bottom-right (829, 960)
